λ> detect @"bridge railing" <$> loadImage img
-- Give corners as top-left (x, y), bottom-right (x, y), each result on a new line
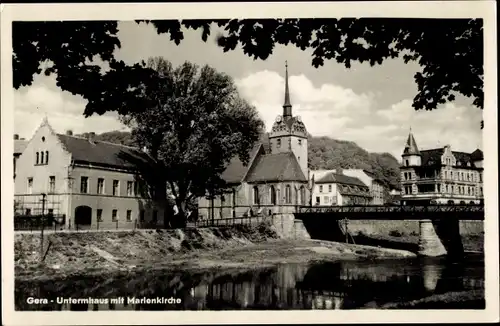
top-left (297, 204), bottom-right (485, 214)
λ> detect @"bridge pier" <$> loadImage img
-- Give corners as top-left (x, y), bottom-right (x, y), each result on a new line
top-left (418, 219), bottom-right (447, 257)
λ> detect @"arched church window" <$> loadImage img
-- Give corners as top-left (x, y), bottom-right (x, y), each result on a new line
top-left (285, 185), bottom-right (292, 204)
top-left (270, 186), bottom-right (276, 205)
top-left (253, 186), bottom-right (260, 206)
top-left (300, 186), bottom-right (306, 205)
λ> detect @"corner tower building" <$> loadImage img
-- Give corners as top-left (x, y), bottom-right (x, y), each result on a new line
top-left (400, 130), bottom-right (484, 205)
top-left (268, 61), bottom-right (309, 179)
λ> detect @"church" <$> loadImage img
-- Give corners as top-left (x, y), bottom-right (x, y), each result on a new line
top-left (197, 63), bottom-right (310, 220)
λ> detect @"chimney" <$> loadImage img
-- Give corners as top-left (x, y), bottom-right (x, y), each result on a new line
top-left (87, 132), bottom-right (96, 144)
top-left (14, 134), bottom-right (19, 140)
top-left (66, 130), bottom-right (73, 136)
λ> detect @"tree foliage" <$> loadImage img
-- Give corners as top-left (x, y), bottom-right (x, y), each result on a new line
top-left (13, 18), bottom-right (483, 125)
top-left (119, 58), bottom-right (264, 223)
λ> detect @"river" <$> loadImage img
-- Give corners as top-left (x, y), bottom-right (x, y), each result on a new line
top-left (15, 253), bottom-right (484, 310)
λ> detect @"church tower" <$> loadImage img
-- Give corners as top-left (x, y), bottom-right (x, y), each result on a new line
top-left (268, 61), bottom-right (309, 178)
top-left (402, 129), bottom-right (422, 167)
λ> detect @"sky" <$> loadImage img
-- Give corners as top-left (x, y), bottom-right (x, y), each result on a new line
top-left (14, 21), bottom-right (483, 159)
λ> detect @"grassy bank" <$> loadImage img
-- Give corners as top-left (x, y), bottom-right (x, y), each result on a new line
top-left (15, 222), bottom-right (416, 282)
top-left (381, 290), bottom-right (485, 309)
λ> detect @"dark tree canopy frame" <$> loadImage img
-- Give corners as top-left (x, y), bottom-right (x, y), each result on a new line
top-left (13, 18), bottom-right (483, 128)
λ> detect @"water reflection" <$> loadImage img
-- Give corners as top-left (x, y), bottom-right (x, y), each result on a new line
top-left (16, 254), bottom-right (484, 311)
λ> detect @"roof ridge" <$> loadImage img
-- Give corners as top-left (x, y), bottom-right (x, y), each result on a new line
top-left (57, 133), bottom-right (140, 150)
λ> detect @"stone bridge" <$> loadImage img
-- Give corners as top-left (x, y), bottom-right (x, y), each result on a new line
top-left (293, 204), bottom-right (485, 259)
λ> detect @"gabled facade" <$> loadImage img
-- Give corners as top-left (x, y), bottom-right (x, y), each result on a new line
top-left (197, 62), bottom-right (310, 220)
top-left (14, 118), bottom-right (165, 230)
top-left (400, 131), bottom-right (484, 205)
top-left (311, 171), bottom-right (372, 206)
top-left (311, 168), bottom-right (386, 205)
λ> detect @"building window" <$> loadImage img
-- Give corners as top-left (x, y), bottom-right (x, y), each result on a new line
top-left (270, 186), bottom-right (276, 205)
top-left (45, 151), bottom-right (49, 164)
top-left (277, 139), bottom-right (281, 148)
top-left (48, 176), bottom-right (55, 193)
top-left (40, 151), bottom-right (44, 164)
top-left (152, 210), bottom-right (158, 223)
top-left (112, 209), bottom-right (118, 222)
top-left (319, 185), bottom-right (323, 193)
top-left (300, 186), bottom-right (306, 205)
top-left (285, 185), bottom-right (292, 204)
top-left (328, 185), bottom-right (332, 192)
top-left (140, 210), bottom-right (145, 222)
top-left (315, 197), bottom-right (320, 205)
top-left (97, 178), bottom-right (104, 194)
top-left (445, 171), bottom-right (448, 179)
top-left (97, 209), bottom-right (103, 222)
top-left (472, 188), bottom-right (475, 195)
top-left (324, 196), bottom-right (329, 204)
top-left (253, 186), bottom-right (259, 205)
top-left (36, 152), bottom-right (39, 165)
top-left (298, 139), bottom-right (302, 146)
top-left (27, 177), bottom-right (33, 194)
top-left (80, 176), bottom-right (88, 193)
top-left (405, 160), bottom-right (409, 167)
top-left (126, 210), bottom-right (132, 221)
top-left (112, 180), bottom-right (119, 196)
top-left (437, 184), bottom-right (441, 193)
top-left (127, 181), bottom-right (134, 196)
top-left (47, 209), bottom-right (53, 216)
top-left (25, 208), bottom-right (31, 215)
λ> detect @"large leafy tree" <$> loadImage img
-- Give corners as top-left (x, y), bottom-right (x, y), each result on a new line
top-left (119, 57), bottom-right (264, 224)
top-left (13, 18), bottom-right (483, 124)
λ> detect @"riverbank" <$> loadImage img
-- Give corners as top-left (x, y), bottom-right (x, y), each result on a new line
top-left (15, 222), bottom-right (416, 282)
top-left (381, 290), bottom-right (485, 309)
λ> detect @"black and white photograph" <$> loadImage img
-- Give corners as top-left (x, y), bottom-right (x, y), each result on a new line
top-left (1, 2), bottom-right (498, 325)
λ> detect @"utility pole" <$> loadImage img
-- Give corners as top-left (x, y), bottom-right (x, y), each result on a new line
top-left (40, 193), bottom-right (46, 261)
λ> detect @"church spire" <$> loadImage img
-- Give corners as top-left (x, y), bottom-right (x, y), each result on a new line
top-left (283, 61), bottom-right (292, 119)
top-left (403, 129), bottom-right (421, 156)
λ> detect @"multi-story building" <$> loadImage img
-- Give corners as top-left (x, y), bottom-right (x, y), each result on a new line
top-left (311, 170), bottom-right (372, 206)
top-left (311, 168), bottom-right (386, 205)
top-left (400, 131), bottom-right (484, 205)
top-left (14, 118), bottom-right (166, 230)
top-left (14, 134), bottom-right (27, 179)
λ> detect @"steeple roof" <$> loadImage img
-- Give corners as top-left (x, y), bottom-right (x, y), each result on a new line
top-left (283, 61), bottom-right (292, 119)
top-left (403, 131), bottom-right (421, 156)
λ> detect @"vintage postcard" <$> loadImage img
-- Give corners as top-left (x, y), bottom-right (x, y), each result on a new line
top-left (1, 1), bottom-right (498, 325)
